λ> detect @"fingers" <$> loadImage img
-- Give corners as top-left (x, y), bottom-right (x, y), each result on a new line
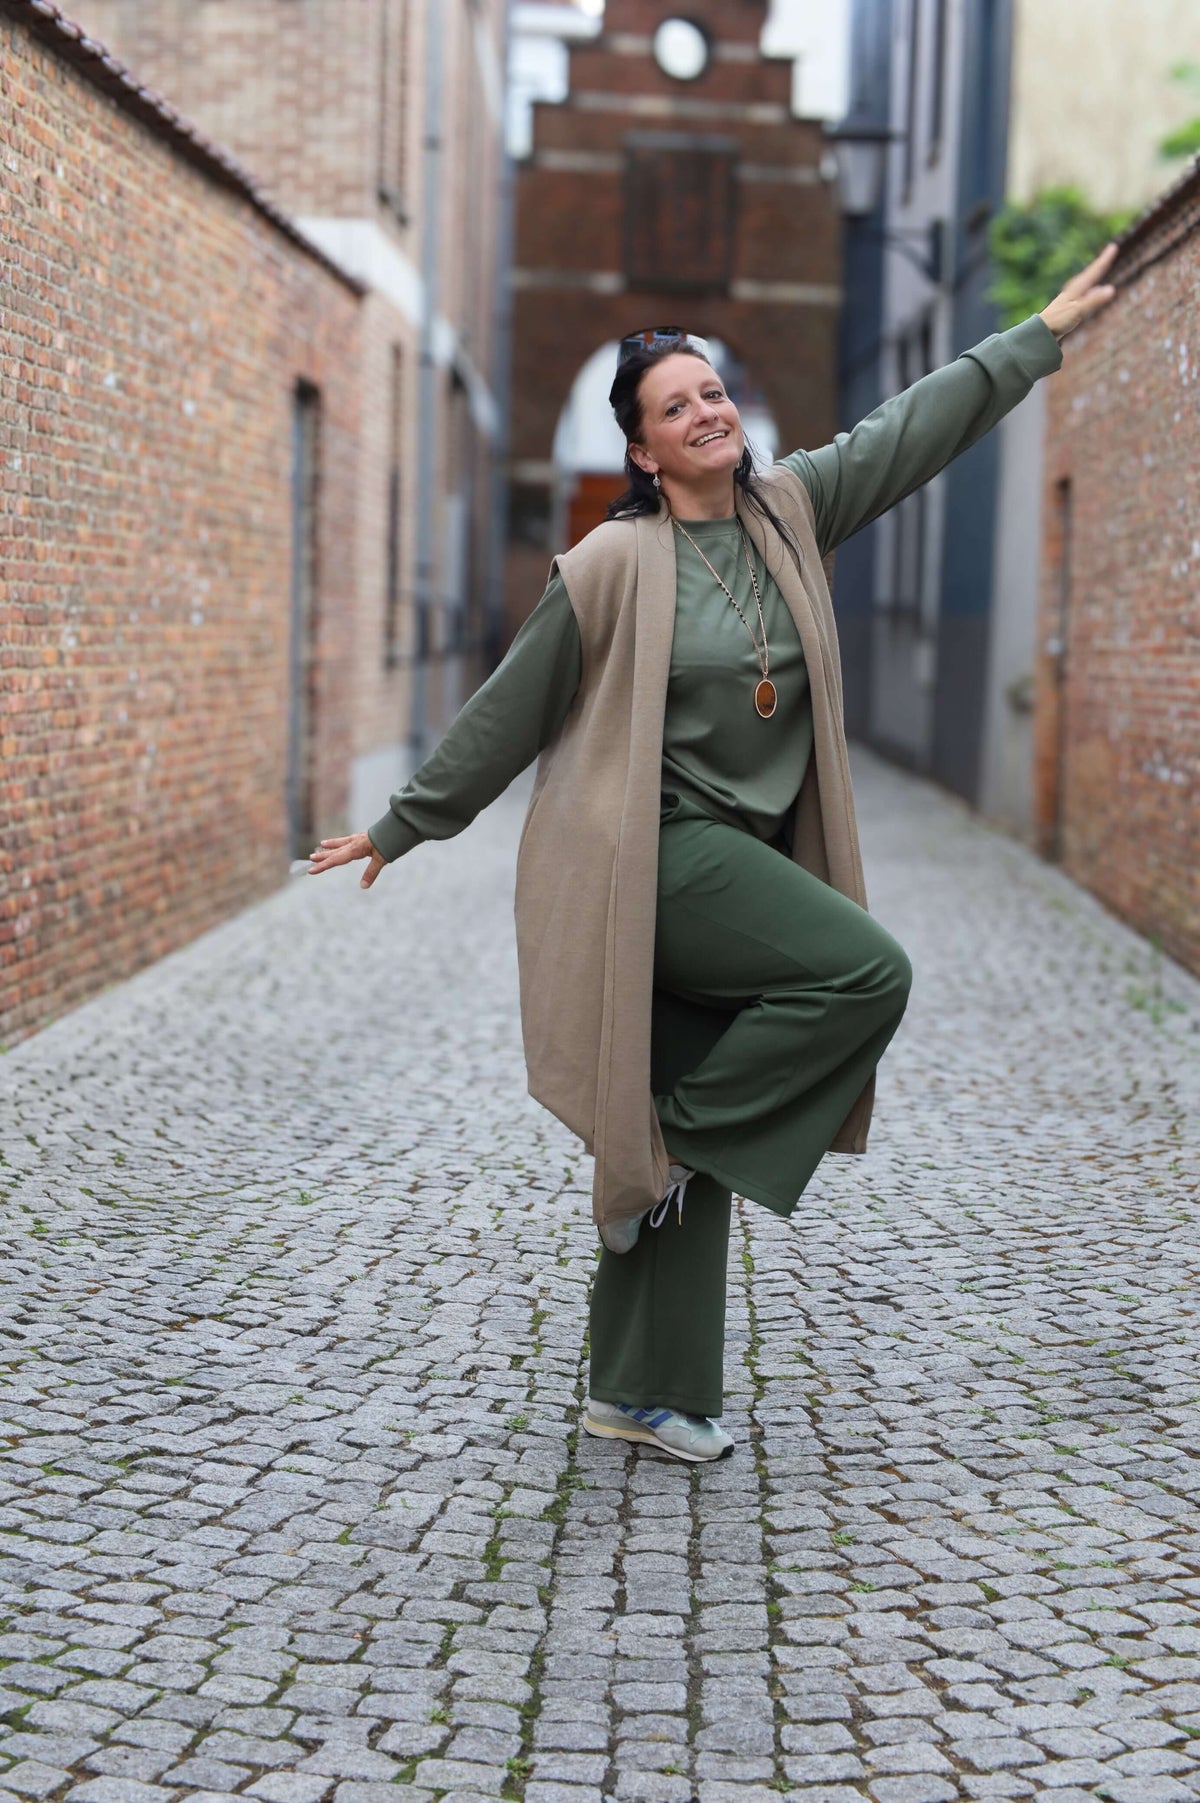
top-left (1065, 240), bottom-right (1119, 297)
top-left (1082, 283), bottom-right (1117, 317)
top-left (306, 844), bottom-right (352, 874)
top-left (306, 833), bottom-right (370, 875)
top-left (301, 832), bottom-right (383, 881)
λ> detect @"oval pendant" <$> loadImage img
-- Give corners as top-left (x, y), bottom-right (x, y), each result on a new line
top-left (755, 677), bottom-right (777, 718)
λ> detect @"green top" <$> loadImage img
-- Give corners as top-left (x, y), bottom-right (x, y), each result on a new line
top-left (367, 313), bottom-right (1062, 863)
top-left (658, 514), bottom-right (812, 841)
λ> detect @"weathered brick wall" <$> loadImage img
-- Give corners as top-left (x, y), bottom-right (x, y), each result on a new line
top-left (0, 11), bottom-right (363, 1043)
top-left (1035, 175), bottom-right (1200, 974)
top-left (68, 0), bottom-right (398, 221)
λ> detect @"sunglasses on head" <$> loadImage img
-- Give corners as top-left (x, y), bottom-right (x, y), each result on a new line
top-left (617, 327), bottom-right (705, 366)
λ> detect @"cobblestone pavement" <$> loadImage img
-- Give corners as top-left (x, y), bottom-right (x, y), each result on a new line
top-left (2, 749), bottom-right (1199, 1803)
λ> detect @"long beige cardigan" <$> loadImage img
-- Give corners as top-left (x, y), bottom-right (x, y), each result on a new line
top-left (513, 465), bottom-right (872, 1231)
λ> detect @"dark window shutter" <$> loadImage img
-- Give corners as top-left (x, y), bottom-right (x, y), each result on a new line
top-left (622, 132), bottom-right (738, 294)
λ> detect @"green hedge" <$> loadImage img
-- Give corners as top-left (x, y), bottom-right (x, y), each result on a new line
top-left (986, 186), bottom-right (1134, 331)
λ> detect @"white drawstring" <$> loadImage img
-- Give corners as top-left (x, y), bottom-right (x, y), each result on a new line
top-left (648, 1164), bottom-right (695, 1228)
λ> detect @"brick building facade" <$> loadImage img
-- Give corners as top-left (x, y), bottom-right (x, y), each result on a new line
top-left (0, 0), bottom-right (363, 1042)
top-left (1035, 163), bottom-right (1200, 975)
top-left (505, 0), bottom-right (842, 631)
top-left (58, 0), bottom-right (510, 801)
top-left (1, 0), bottom-right (511, 1046)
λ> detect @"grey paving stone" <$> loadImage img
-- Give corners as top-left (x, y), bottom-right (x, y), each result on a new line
top-left (410, 1759), bottom-right (507, 1793)
top-left (79, 1750), bottom-right (174, 1785)
top-left (333, 1788), bottom-right (441, 1803)
top-left (2, 1765), bottom-right (73, 1802)
top-left (868, 1779), bottom-right (958, 1803)
top-left (0, 1739), bottom-right (99, 1771)
top-left (160, 1757), bottom-right (250, 1789)
top-left (524, 1785), bottom-right (605, 1803)
top-left (168, 1794), bottom-right (243, 1803)
top-left (64, 1782), bottom-right (180, 1803)
top-left (244, 1778), bottom-right (332, 1803)
top-left (1096, 1783), bottom-right (1197, 1803)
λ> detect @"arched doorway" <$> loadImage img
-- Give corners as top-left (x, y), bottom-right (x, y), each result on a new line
top-left (552, 337), bottom-right (782, 549)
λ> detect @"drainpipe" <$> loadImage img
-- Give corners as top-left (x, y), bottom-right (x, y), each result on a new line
top-left (410, 0), bottom-right (444, 763)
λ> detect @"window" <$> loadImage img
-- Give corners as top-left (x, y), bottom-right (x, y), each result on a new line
top-left (385, 345), bottom-right (404, 667)
top-left (378, 0), bottom-right (410, 223)
top-left (892, 482), bottom-right (926, 616)
top-left (901, 0), bottom-right (921, 201)
top-left (652, 18), bottom-right (710, 82)
top-left (288, 383), bottom-right (321, 857)
top-left (965, 0), bottom-right (999, 210)
top-left (1042, 477), bottom-right (1073, 859)
top-left (928, 0), bottom-right (947, 161)
top-left (886, 322), bottom-right (934, 615)
top-left (623, 131), bottom-right (738, 293)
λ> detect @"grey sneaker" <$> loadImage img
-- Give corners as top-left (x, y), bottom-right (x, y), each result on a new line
top-left (583, 1397), bottom-right (734, 1462)
top-left (597, 1162), bottom-right (696, 1255)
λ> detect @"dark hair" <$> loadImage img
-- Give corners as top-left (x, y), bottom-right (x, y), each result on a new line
top-left (603, 342), bottom-right (801, 567)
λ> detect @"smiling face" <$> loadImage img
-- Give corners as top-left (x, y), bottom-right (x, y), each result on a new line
top-left (626, 352), bottom-right (745, 491)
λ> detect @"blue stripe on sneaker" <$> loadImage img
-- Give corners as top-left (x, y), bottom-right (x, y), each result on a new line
top-left (618, 1403), bottom-right (675, 1429)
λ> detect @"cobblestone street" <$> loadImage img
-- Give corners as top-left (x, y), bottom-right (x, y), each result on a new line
top-left (2, 749), bottom-right (1199, 1803)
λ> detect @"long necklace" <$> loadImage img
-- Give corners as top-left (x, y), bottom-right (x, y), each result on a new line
top-left (672, 517), bottom-right (777, 718)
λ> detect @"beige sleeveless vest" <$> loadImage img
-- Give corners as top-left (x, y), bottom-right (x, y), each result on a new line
top-left (513, 467), bottom-right (873, 1231)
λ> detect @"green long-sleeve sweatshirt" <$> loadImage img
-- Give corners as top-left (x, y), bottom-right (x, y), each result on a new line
top-left (368, 313), bottom-right (1062, 863)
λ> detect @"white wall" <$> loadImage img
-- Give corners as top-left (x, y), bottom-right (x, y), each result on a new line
top-left (981, 386), bottom-right (1046, 835)
top-left (1009, 0), bottom-right (1200, 213)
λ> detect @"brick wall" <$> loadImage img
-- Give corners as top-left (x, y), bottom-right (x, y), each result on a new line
top-left (0, 8), bottom-right (363, 1043)
top-left (69, 0), bottom-right (403, 222)
top-left (1035, 169), bottom-right (1200, 974)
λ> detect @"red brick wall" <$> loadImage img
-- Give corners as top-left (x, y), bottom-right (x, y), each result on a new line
top-left (0, 13), bottom-right (363, 1043)
top-left (1035, 184), bottom-right (1200, 974)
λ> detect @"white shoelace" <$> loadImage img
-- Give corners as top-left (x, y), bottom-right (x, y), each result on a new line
top-left (647, 1164), bottom-right (695, 1229)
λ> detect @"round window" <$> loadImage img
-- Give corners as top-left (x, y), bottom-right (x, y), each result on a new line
top-left (652, 17), bottom-right (710, 82)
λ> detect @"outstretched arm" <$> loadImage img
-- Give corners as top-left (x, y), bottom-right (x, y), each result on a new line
top-left (307, 573), bottom-right (583, 887)
top-left (785, 315), bottom-right (1061, 556)
top-left (787, 243), bottom-right (1118, 558)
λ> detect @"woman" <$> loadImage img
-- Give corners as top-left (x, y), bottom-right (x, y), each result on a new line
top-left (309, 246), bottom-right (1118, 1465)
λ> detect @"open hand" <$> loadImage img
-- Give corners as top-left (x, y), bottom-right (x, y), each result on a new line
top-left (1039, 241), bottom-right (1119, 342)
top-left (306, 831), bottom-right (387, 890)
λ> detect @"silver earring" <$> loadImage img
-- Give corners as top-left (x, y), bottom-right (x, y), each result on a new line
top-left (653, 473), bottom-right (661, 490)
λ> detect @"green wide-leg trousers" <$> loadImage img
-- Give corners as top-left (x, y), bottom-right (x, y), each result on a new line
top-left (588, 792), bottom-right (912, 1421)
